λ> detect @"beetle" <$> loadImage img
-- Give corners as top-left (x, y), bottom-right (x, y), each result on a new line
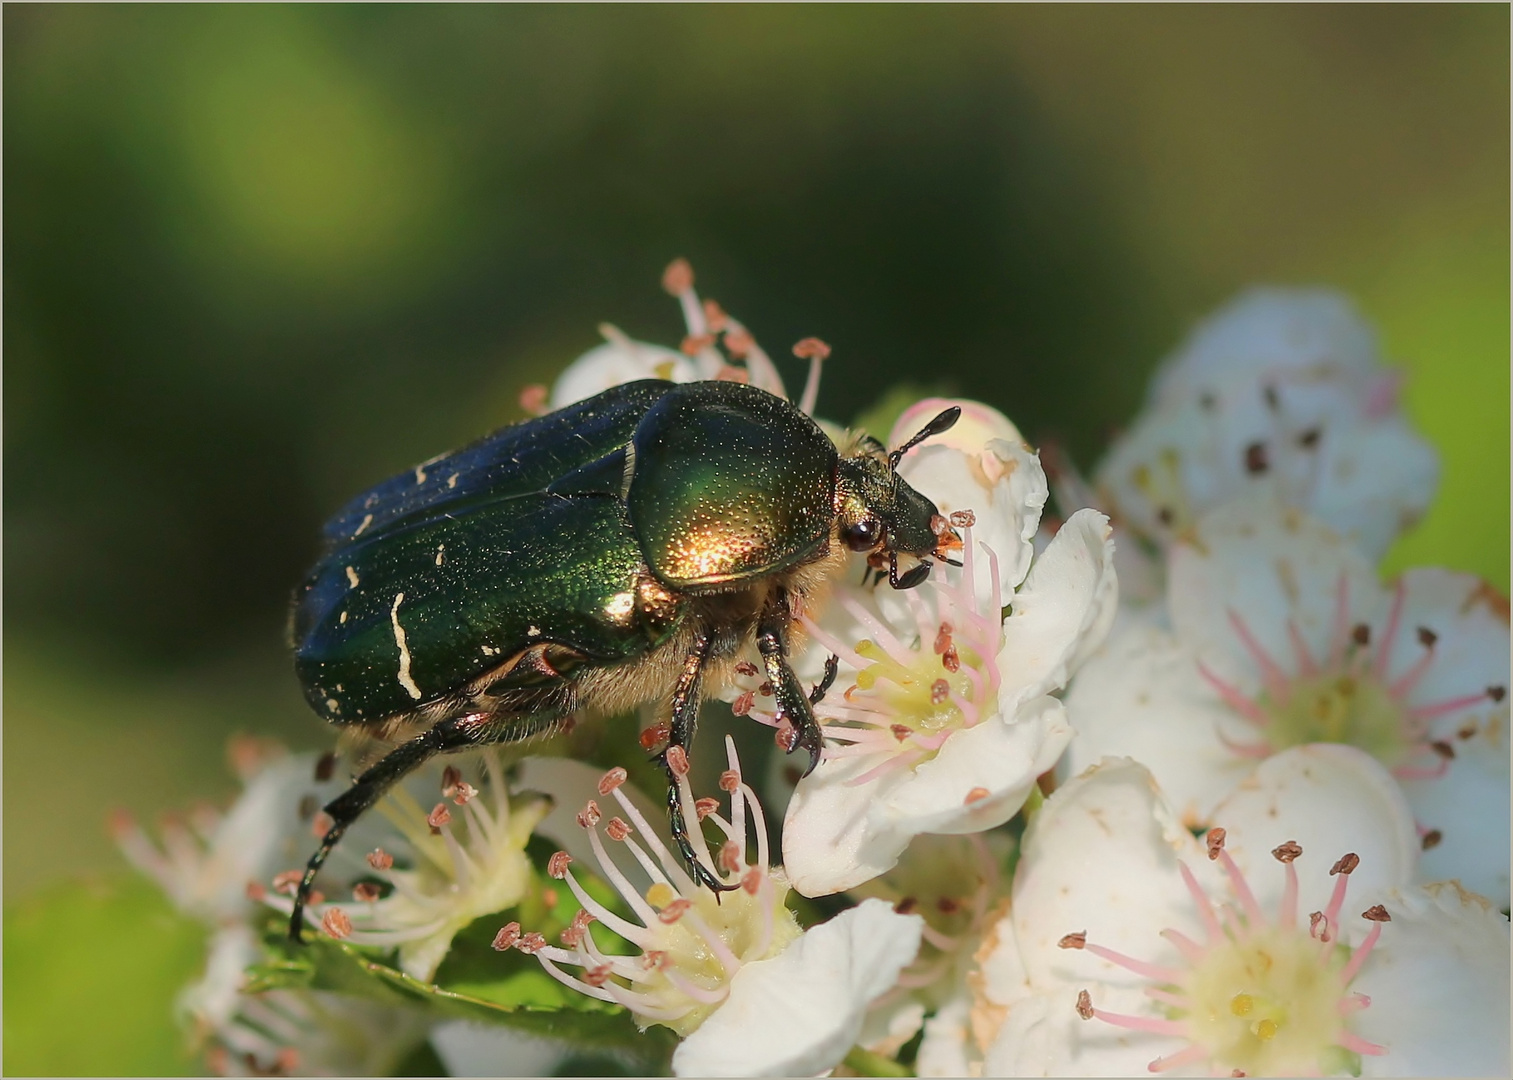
top-left (286, 377), bottom-right (961, 939)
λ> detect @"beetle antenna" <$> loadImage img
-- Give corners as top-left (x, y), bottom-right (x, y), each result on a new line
top-left (889, 406), bottom-right (962, 469)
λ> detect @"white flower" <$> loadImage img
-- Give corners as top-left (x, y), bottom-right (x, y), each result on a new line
top-left (974, 749), bottom-right (1508, 1077)
top-left (505, 737), bottom-right (925, 1077)
top-left (1063, 498), bottom-right (1511, 903)
top-left (548, 323), bottom-right (701, 410)
top-left (112, 740), bottom-right (348, 925)
top-left (1058, 289), bottom-right (1437, 606)
top-left (773, 407), bottom-right (1117, 895)
top-left (546, 258), bottom-right (801, 411)
top-left (179, 924), bottom-right (431, 1077)
top-left (847, 833), bottom-right (1010, 1075)
top-left (262, 750), bottom-right (550, 981)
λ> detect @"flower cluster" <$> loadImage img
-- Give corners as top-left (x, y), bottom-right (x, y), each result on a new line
top-left (116, 268), bottom-right (1506, 1077)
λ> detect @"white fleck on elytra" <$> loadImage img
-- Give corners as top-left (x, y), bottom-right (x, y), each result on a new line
top-left (435, 544), bottom-right (445, 567)
top-left (447, 474), bottom-right (459, 489)
top-left (391, 593), bottom-right (423, 700)
top-left (620, 442), bottom-right (637, 500)
top-left (527, 625), bottom-right (542, 637)
top-left (482, 645), bottom-right (499, 656)
top-left (345, 566), bottom-right (360, 589)
top-left (353, 514), bottom-right (374, 537)
top-left (339, 611), bottom-right (349, 624)
top-left (326, 697), bottom-right (340, 712)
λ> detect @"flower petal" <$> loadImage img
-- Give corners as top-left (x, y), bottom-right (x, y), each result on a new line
top-left (1004, 758), bottom-right (1215, 992)
top-left (997, 509), bottom-right (1119, 714)
top-left (981, 989), bottom-right (1170, 1078)
top-left (783, 698), bottom-right (1070, 897)
top-left (1354, 881), bottom-right (1511, 1078)
top-left (671, 899), bottom-right (924, 1077)
top-left (549, 332), bottom-right (699, 409)
top-left (1062, 622), bottom-right (1252, 826)
top-left (1167, 499), bottom-right (1378, 689)
top-left (898, 439), bottom-right (1047, 600)
top-left (1209, 743), bottom-right (1419, 916)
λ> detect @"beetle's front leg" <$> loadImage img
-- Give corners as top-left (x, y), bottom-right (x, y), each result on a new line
top-left (757, 588), bottom-right (826, 777)
top-left (657, 630), bottom-right (736, 894)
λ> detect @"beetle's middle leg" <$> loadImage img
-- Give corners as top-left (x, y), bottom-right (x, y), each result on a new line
top-left (757, 587), bottom-right (826, 777)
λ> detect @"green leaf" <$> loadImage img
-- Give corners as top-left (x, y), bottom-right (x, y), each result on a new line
top-left (253, 862), bottom-right (676, 1073)
top-left (4, 875), bottom-right (207, 1076)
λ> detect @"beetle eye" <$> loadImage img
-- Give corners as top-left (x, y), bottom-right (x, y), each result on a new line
top-left (842, 518), bottom-right (882, 551)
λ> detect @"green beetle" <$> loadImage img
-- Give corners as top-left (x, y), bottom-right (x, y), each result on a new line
top-left (287, 378), bottom-right (961, 938)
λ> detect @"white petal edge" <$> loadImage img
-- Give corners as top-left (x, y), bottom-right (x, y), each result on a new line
top-left (671, 899), bottom-right (925, 1077)
top-left (1354, 881), bottom-right (1511, 1078)
top-left (996, 509), bottom-right (1119, 714)
top-left (1209, 743), bottom-right (1419, 916)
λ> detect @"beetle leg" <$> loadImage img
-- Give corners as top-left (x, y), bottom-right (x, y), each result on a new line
top-left (288, 708), bottom-right (563, 942)
top-left (809, 653), bottom-right (840, 706)
top-left (657, 631), bottom-right (736, 895)
top-left (889, 550), bottom-right (933, 590)
top-left (757, 589), bottom-right (826, 777)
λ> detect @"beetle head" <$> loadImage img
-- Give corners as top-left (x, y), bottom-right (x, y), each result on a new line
top-left (835, 406), bottom-right (962, 589)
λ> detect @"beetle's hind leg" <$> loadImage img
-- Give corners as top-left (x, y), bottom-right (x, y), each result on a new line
top-left (655, 630), bottom-right (739, 896)
top-left (288, 708), bottom-right (563, 942)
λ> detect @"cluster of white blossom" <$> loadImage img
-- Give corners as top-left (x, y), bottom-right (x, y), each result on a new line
top-left (120, 269), bottom-right (1506, 1077)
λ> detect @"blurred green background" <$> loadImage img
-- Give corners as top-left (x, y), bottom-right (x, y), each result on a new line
top-left (5, 5), bottom-right (1508, 1073)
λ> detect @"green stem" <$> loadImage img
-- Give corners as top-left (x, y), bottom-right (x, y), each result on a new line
top-left (842, 1044), bottom-right (913, 1077)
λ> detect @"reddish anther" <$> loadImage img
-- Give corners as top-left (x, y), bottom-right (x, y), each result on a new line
top-left (272, 870), bottom-right (302, 896)
top-left (597, 767), bottom-right (628, 796)
top-left (942, 644), bottom-right (961, 673)
top-left (719, 840), bottom-right (742, 873)
top-left (662, 258), bottom-right (694, 295)
top-left (576, 800), bottom-right (602, 829)
top-left (548, 851), bottom-right (572, 880)
top-left (518, 384), bottom-right (549, 416)
top-left (694, 796), bottom-right (720, 821)
top-left (427, 803), bottom-right (452, 830)
top-left (964, 787), bottom-right (989, 804)
top-left (606, 817), bottom-right (632, 841)
top-left (492, 922), bottom-right (521, 951)
top-left (792, 337), bottom-right (832, 361)
top-left (776, 723), bottom-right (799, 752)
top-left (1362, 905), bottom-right (1391, 922)
top-left (1271, 840), bottom-right (1303, 863)
top-left (367, 848), bottom-right (394, 871)
top-left (931, 679), bottom-right (950, 704)
top-left (1330, 852), bottom-right (1361, 876)
top-left (352, 882), bottom-right (382, 903)
top-left (515, 932), bottom-right (548, 954)
top-left (1076, 990), bottom-right (1095, 1020)
top-left (665, 745), bottom-right (691, 777)
top-left (933, 622), bottom-right (954, 654)
top-left (719, 769), bottom-right (741, 792)
top-left (890, 723), bottom-right (912, 742)
top-left (246, 881), bottom-right (267, 902)
top-left (1059, 931), bottom-right (1088, 949)
top-left (441, 765), bottom-right (462, 793)
top-left (658, 898), bottom-right (692, 924)
top-left (949, 510), bottom-right (976, 529)
top-left (1206, 828), bottom-right (1228, 860)
top-left (321, 908), bottom-right (353, 939)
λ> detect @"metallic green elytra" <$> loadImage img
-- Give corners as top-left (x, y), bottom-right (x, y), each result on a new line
top-left (287, 378), bottom-right (961, 939)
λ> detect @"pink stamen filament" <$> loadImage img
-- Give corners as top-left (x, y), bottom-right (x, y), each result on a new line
top-left (838, 593), bottom-right (913, 668)
top-left (1410, 692), bottom-right (1490, 722)
top-left (738, 783), bottom-right (769, 869)
top-left (1328, 573), bottom-right (1352, 668)
top-left (1388, 648), bottom-right (1436, 699)
top-left (1084, 942), bottom-right (1183, 983)
top-left (1227, 609), bottom-right (1292, 703)
top-left (1374, 579), bottom-right (1406, 679)
top-left (1215, 849), bottom-right (1265, 924)
top-left (1197, 661), bottom-right (1269, 725)
top-left (1159, 927), bottom-right (1206, 963)
top-left (843, 749), bottom-right (925, 787)
top-left (1179, 862), bottom-right (1223, 944)
top-left (1337, 922), bottom-right (1383, 985)
top-left (562, 865), bottom-right (652, 948)
top-left (1338, 1032), bottom-right (1388, 1057)
top-left (1089, 1005), bottom-right (1188, 1038)
top-left (797, 614), bottom-right (871, 673)
top-left (1148, 1042), bottom-right (1210, 1073)
top-left (1287, 620), bottom-right (1319, 676)
top-left (1278, 861), bottom-right (1298, 930)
